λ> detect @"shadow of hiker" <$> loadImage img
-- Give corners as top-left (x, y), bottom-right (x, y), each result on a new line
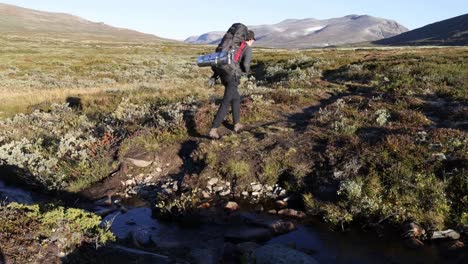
top-left (0, 246), bottom-right (5, 264)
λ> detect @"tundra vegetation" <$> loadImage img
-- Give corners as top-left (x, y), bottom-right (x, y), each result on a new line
top-left (0, 33), bottom-right (467, 261)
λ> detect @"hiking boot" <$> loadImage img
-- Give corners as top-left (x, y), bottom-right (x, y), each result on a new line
top-left (209, 128), bottom-right (220, 139)
top-left (234, 123), bottom-right (244, 133)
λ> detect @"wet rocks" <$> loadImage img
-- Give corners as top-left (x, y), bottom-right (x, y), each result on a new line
top-left (278, 209), bottom-right (306, 219)
top-left (431, 229), bottom-right (460, 240)
top-left (254, 244), bottom-right (319, 264)
top-left (224, 201), bottom-right (240, 212)
top-left (251, 218), bottom-right (297, 235)
top-left (403, 222), bottom-right (425, 238)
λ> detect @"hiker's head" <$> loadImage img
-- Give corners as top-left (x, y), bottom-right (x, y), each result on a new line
top-left (246, 30), bottom-right (255, 46)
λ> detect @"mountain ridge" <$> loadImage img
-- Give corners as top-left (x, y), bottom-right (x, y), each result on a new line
top-left (185, 15), bottom-right (408, 48)
top-left (374, 13), bottom-right (468, 46)
top-left (0, 3), bottom-right (165, 41)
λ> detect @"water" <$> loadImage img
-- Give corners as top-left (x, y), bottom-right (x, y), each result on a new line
top-left (0, 182), bottom-right (464, 263)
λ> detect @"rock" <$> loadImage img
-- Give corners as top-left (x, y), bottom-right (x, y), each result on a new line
top-left (439, 240), bottom-right (465, 253)
top-left (219, 190), bottom-right (231, 196)
top-left (275, 200), bottom-right (288, 209)
top-left (252, 184), bottom-right (262, 192)
top-left (432, 153), bottom-right (447, 160)
top-left (156, 167), bottom-right (163, 173)
top-left (124, 151), bottom-right (154, 168)
top-left (225, 227), bottom-right (272, 243)
top-left (279, 189), bottom-right (287, 197)
top-left (251, 192), bottom-right (260, 197)
top-left (255, 205), bottom-right (264, 212)
top-left (126, 158), bottom-right (153, 168)
top-left (125, 179), bottom-right (135, 186)
top-left (431, 229), bottom-right (460, 240)
top-left (208, 178), bottom-right (219, 186)
top-left (268, 210), bottom-right (278, 215)
top-left (213, 186), bottom-right (224, 192)
top-left (202, 191), bottom-right (212, 199)
top-left (236, 242), bottom-right (260, 263)
top-left (94, 196), bottom-right (112, 206)
top-left (254, 244), bottom-right (319, 264)
top-left (242, 191), bottom-right (249, 197)
top-left (403, 222), bottom-right (425, 238)
top-left (251, 219), bottom-right (297, 235)
top-left (191, 248), bottom-right (218, 264)
top-left (94, 208), bottom-right (119, 217)
top-left (162, 189), bottom-right (172, 195)
top-left (199, 202), bottom-right (211, 209)
top-left (278, 209), bottom-right (306, 219)
top-left (270, 221), bottom-right (297, 235)
top-left (225, 201), bottom-right (240, 212)
top-left (404, 237), bottom-right (424, 249)
top-left (130, 228), bottom-right (154, 248)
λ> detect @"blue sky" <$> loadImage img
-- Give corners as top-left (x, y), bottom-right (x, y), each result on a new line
top-left (1, 0), bottom-right (467, 40)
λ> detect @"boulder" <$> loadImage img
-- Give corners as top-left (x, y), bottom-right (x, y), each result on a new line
top-left (130, 228), bottom-right (154, 248)
top-left (278, 209), bottom-right (306, 219)
top-left (403, 222), bottom-right (425, 238)
top-left (207, 178), bottom-right (219, 186)
top-left (123, 148), bottom-right (156, 168)
top-left (431, 229), bottom-right (460, 240)
top-left (224, 201), bottom-right (240, 212)
top-left (254, 244), bottom-right (319, 264)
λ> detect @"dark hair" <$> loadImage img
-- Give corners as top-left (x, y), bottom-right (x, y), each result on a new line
top-left (247, 30), bottom-right (256, 41)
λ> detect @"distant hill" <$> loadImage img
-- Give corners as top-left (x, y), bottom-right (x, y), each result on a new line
top-left (0, 3), bottom-right (165, 41)
top-left (185, 15), bottom-right (408, 48)
top-left (374, 14), bottom-right (468, 46)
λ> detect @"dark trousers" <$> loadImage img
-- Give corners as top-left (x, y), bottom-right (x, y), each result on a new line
top-left (212, 75), bottom-right (240, 128)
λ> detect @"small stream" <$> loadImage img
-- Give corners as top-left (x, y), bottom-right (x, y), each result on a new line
top-left (0, 180), bottom-right (464, 263)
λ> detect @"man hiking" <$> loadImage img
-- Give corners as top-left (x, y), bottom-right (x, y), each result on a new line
top-left (209, 30), bottom-right (255, 139)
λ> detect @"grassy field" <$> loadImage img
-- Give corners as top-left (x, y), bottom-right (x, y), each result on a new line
top-left (0, 34), bottom-right (467, 233)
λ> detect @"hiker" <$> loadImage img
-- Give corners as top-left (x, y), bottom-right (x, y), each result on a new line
top-left (208, 30), bottom-right (255, 139)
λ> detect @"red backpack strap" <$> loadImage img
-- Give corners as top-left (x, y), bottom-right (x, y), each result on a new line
top-left (234, 41), bottom-right (247, 62)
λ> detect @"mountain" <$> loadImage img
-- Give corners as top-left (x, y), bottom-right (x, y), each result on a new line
top-left (185, 15), bottom-right (408, 48)
top-left (374, 14), bottom-right (468, 46)
top-left (0, 3), bottom-right (164, 41)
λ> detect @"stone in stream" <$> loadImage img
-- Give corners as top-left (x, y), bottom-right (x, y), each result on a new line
top-left (130, 227), bottom-right (154, 248)
top-left (275, 200), bottom-right (288, 209)
top-left (254, 244), bottom-right (319, 264)
top-left (278, 209), bottom-right (306, 219)
top-left (224, 201), bottom-right (240, 212)
top-left (251, 218), bottom-right (297, 235)
top-left (236, 242), bottom-right (261, 263)
top-left (403, 222), bottom-right (425, 238)
top-left (431, 229), bottom-right (460, 240)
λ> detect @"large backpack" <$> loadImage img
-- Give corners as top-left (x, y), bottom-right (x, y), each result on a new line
top-left (196, 23), bottom-right (249, 78)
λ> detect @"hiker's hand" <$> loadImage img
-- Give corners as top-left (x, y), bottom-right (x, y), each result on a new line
top-left (208, 77), bottom-right (216, 87)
